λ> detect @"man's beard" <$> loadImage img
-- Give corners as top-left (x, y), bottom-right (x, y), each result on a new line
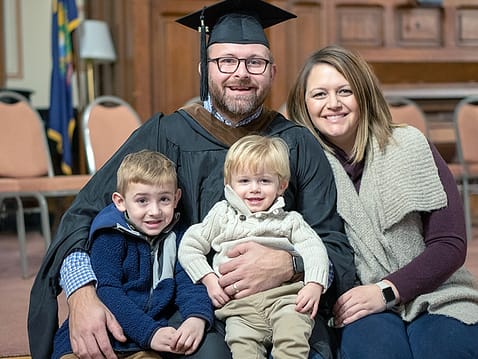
top-left (209, 79), bottom-right (267, 120)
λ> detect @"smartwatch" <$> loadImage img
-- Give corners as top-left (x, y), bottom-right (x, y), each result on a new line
top-left (291, 254), bottom-right (304, 274)
top-left (376, 281), bottom-right (397, 310)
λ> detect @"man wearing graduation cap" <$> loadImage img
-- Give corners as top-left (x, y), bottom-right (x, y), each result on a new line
top-left (28, 1), bottom-right (355, 358)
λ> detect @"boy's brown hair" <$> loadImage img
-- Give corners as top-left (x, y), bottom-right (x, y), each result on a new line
top-left (116, 150), bottom-right (177, 194)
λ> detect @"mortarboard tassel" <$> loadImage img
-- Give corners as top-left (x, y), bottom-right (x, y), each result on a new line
top-left (199, 8), bottom-right (208, 102)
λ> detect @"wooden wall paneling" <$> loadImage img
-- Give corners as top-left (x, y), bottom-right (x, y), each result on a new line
top-left (84, 1), bottom-right (117, 99)
top-left (456, 8), bottom-right (478, 46)
top-left (0, 0), bottom-right (4, 87)
top-left (126, 0), bottom-right (152, 121)
top-left (286, 1), bottom-right (327, 104)
top-left (383, 2), bottom-right (396, 48)
top-left (372, 62), bottom-right (478, 84)
top-left (86, 0), bottom-right (153, 121)
top-left (330, 0), bottom-right (401, 46)
top-left (99, 2), bottom-right (117, 99)
top-left (109, 0), bottom-right (128, 106)
top-left (265, 20), bottom-right (288, 111)
top-left (89, 0), bottom-right (478, 125)
top-left (327, 0), bottom-right (396, 55)
top-left (442, 2), bottom-right (456, 48)
top-left (453, 3), bottom-right (478, 58)
top-left (152, 0), bottom-right (209, 115)
top-left (396, 6), bottom-right (443, 47)
top-left (355, 0), bottom-right (478, 61)
top-left (275, 0), bottom-right (328, 112)
top-left (336, 5), bottom-right (384, 47)
top-left (266, 0), bottom-right (301, 111)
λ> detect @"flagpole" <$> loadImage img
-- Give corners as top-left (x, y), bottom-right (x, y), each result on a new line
top-left (48, 0), bottom-right (80, 176)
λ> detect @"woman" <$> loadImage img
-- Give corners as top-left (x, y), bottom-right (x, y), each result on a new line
top-left (287, 44), bottom-right (478, 359)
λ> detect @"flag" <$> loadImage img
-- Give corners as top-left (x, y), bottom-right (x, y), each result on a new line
top-left (47, 0), bottom-right (80, 175)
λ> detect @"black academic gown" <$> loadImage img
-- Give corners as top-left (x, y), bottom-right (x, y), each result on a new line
top-left (28, 104), bottom-right (355, 359)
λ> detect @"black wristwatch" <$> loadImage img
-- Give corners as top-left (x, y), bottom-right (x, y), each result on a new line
top-left (291, 254), bottom-right (304, 274)
top-left (376, 281), bottom-right (397, 309)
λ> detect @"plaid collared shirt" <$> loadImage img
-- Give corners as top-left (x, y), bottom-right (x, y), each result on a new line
top-left (60, 250), bottom-right (97, 298)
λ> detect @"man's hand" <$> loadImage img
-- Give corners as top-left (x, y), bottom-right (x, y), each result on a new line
top-left (68, 284), bottom-right (126, 359)
top-left (218, 242), bottom-right (293, 298)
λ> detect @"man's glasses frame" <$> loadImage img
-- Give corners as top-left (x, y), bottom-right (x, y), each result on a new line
top-left (208, 57), bottom-right (271, 75)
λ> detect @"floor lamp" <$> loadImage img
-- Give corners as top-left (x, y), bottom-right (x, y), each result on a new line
top-left (78, 20), bottom-right (116, 104)
top-left (77, 19), bottom-right (116, 173)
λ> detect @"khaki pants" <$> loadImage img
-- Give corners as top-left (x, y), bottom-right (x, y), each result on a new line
top-left (60, 351), bottom-right (163, 359)
top-left (215, 282), bottom-right (314, 359)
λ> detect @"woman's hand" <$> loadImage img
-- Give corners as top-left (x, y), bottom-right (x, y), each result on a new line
top-left (333, 283), bottom-right (394, 327)
top-left (218, 241), bottom-right (293, 299)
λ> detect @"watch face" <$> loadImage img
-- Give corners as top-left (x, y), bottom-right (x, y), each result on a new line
top-left (383, 286), bottom-right (395, 303)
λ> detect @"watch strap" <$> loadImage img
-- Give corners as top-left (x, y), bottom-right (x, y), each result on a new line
top-left (292, 254), bottom-right (304, 274)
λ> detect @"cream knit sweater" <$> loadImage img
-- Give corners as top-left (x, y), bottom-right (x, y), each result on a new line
top-left (178, 185), bottom-right (330, 289)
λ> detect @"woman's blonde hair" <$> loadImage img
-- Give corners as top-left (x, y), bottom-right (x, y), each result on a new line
top-left (116, 150), bottom-right (177, 194)
top-left (287, 44), bottom-right (394, 163)
top-left (224, 135), bottom-right (290, 185)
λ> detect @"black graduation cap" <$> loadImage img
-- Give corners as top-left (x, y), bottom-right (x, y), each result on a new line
top-left (176, 0), bottom-right (296, 101)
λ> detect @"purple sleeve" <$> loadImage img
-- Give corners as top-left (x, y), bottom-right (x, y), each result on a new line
top-left (385, 142), bottom-right (467, 304)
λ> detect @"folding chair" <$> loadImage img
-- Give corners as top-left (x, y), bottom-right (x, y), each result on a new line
top-left (0, 91), bottom-right (90, 277)
top-left (386, 96), bottom-right (428, 137)
top-left (82, 96), bottom-right (141, 174)
top-left (450, 95), bottom-right (478, 241)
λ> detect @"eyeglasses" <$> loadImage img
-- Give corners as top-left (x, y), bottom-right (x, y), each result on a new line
top-left (208, 57), bottom-right (271, 75)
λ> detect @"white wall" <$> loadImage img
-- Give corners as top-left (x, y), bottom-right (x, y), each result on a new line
top-left (4, 0), bottom-right (84, 108)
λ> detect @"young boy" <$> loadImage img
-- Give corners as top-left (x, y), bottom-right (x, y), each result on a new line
top-left (178, 135), bottom-right (330, 359)
top-left (53, 150), bottom-right (213, 359)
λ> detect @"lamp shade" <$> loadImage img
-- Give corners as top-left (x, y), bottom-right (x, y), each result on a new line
top-left (79, 20), bottom-right (116, 62)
